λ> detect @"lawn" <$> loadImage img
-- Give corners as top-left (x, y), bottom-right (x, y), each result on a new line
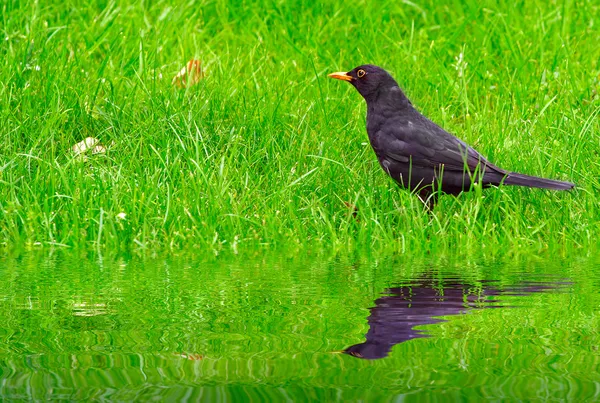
top-left (1, 0), bottom-right (599, 254)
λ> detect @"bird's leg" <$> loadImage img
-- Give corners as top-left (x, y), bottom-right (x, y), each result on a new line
top-left (417, 189), bottom-right (438, 212)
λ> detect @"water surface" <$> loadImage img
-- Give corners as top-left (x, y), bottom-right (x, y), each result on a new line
top-left (0, 252), bottom-right (598, 401)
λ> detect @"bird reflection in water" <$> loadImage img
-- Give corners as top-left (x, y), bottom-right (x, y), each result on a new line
top-left (343, 277), bottom-right (568, 360)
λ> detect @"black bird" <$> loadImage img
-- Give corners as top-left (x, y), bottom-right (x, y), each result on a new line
top-left (329, 65), bottom-right (574, 208)
top-left (343, 277), bottom-right (567, 360)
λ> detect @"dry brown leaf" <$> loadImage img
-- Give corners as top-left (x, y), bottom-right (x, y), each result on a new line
top-left (91, 145), bottom-right (106, 154)
top-left (72, 137), bottom-right (99, 155)
top-left (72, 137), bottom-right (107, 160)
top-left (172, 59), bottom-right (203, 88)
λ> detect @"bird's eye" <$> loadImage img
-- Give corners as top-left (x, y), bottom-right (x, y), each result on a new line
top-left (357, 69), bottom-right (366, 78)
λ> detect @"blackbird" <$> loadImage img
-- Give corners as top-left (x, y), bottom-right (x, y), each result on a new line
top-left (329, 65), bottom-right (574, 208)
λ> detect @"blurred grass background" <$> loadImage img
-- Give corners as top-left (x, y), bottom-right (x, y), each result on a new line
top-left (0, 0), bottom-right (598, 254)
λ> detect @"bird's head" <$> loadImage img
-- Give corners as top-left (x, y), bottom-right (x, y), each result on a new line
top-left (328, 64), bottom-right (400, 103)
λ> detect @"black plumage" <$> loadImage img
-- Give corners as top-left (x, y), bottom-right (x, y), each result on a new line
top-left (329, 65), bottom-right (574, 207)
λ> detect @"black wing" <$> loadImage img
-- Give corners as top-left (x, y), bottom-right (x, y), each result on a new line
top-left (378, 116), bottom-right (504, 175)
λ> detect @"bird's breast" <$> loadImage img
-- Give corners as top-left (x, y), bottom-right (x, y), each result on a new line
top-left (366, 113), bottom-right (384, 142)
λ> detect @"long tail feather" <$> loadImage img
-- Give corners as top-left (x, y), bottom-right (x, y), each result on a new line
top-left (503, 172), bottom-right (575, 190)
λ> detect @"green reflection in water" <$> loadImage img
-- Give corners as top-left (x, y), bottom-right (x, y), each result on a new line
top-left (0, 252), bottom-right (598, 401)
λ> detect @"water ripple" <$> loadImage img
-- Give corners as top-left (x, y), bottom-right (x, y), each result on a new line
top-left (0, 252), bottom-right (598, 401)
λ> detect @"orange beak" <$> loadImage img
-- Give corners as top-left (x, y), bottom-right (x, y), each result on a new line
top-left (328, 71), bottom-right (353, 82)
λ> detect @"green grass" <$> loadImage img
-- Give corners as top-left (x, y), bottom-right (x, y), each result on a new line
top-left (1, 0), bottom-right (599, 254)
